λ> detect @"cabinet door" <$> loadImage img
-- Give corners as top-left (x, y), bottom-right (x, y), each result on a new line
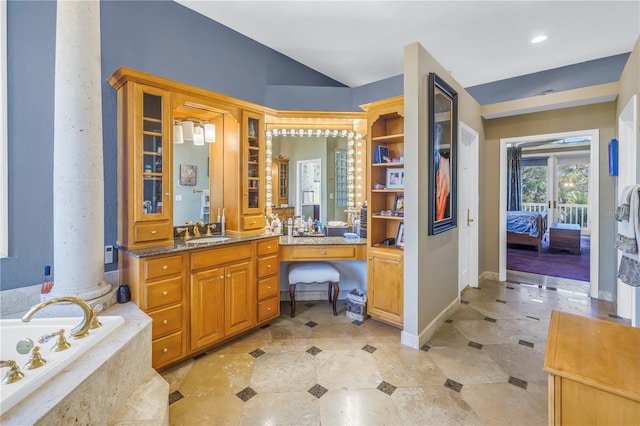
top-left (367, 248), bottom-right (403, 327)
top-left (225, 260), bottom-right (255, 336)
top-left (242, 111), bottom-right (264, 216)
top-left (134, 84), bottom-right (172, 223)
top-left (190, 267), bottom-right (226, 350)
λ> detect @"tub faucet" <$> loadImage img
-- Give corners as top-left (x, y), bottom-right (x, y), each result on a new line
top-left (22, 297), bottom-right (94, 339)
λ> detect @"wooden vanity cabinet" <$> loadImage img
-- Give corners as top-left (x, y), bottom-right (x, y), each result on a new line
top-left (121, 253), bottom-right (188, 370)
top-left (367, 247), bottom-right (403, 327)
top-left (256, 237), bottom-right (280, 324)
top-left (189, 244), bottom-right (255, 351)
top-left (112, 80), bottom-right (173, 248)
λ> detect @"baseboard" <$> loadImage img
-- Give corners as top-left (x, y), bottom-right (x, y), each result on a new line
top-left (598, 290), bottom-right (615, 302)
top-left (480, 271), bottom-right (499, 281)
top-left (401, 297), bottom-right (461, 350)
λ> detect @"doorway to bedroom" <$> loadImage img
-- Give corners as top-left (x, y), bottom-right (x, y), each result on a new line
top-left (499, 129), bottom-right (600, 297)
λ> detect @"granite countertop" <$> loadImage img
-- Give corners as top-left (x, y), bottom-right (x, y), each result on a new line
top-left (279, 235), bottom-right (366, 246)
top-left (116, 232), bottom-right (280, 258)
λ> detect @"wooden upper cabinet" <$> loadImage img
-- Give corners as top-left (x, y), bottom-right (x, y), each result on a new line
top-left (242, 110), bottom-right (265, 216)
top-left (115, 81), bottom-right (173, 248)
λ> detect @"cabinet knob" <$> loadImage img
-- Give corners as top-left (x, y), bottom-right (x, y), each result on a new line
top-left (162, 265), bottom-right (168, 270)
top-left (162, 319), bottom-right (168, 325)
top-left (369, 257), bottom-right (373, 260)
top-left (165, 192), bottom-right (170, 197)
top-left (227, 274), bottom-right (231, 278)
top-left (267, 245), bottom-right (272, 249)
top-left (267, 265), bottom-right (271, 269)
top-left (220, 276), bottom-right (224, 279)
top-left (163, 348), bottom-right (168, 353)
top-left (151, 230), bottom-right (157, 235)
top-left (267, 286), bottom-right (271, 290)
top-left (162, 291), bottom-right (168, 296)
top-left (252, 221), bottom-right (256, 225)
top-left (267, 307), bottom-right (271, 311)
top-left (321, 250), bottom-right (326, 255)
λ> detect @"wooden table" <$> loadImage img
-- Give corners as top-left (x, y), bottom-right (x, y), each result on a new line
top-left (549, 223), bottom-right (581, 254)
top-left (544, 311), bottom-right (640, 425)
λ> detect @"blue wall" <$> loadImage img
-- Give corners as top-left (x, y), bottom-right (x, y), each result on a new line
top-left (1, 0), bottom-right (401, 290)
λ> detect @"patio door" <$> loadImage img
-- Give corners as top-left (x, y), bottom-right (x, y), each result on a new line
top-left (548, 154), bottom-right (590, 233)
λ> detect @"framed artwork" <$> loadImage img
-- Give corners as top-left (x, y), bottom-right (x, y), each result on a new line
top-left (393, 193), bottom-right (404, 216)
top-left (386, 168), bottom-right (404, 189)
top-left (608, 138), bottom-right (618, 176)
top-left (428, 72), bottom-right (458, 235)
top-left (396, 222), bottom-right (405, 248)
top-left (179, 164), bottom-right (197, 186)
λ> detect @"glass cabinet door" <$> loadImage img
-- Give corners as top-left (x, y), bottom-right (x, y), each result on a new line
top-left (136, 86), bottom-right (171, 222)
top-left (243, 112), bottom-right (264, 214)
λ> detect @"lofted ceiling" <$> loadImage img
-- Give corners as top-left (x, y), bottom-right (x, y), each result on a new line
top-left (176, 1), bottom-right (640, 105)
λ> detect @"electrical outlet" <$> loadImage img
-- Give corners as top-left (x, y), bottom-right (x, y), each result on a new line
top-left (104, 245), bottom-right (114, 264)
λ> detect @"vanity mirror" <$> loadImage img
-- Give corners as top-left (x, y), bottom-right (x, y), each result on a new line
top-left (171, 101), bottom-right (226, 227)
top-left (266, 127), bottom-right (365, 225)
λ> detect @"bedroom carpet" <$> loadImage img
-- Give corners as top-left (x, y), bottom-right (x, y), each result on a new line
top-left (507, 236), bottom-right (590, 282)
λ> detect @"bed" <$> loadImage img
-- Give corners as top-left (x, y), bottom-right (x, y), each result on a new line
top-left (507, 210), bottom-right (548, 252)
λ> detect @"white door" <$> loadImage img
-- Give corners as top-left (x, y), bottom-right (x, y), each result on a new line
top-left (458, 122), bottom-right (479, 293)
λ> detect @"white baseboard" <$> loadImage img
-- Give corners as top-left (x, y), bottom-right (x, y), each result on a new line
top-left (401, 297), bottom-right (461, 350)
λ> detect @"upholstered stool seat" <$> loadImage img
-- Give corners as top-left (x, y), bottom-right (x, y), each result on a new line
top-left (288, 262), bottom-right (340, 318)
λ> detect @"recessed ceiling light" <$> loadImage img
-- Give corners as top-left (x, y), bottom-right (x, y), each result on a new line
top-left (531, 35), bottom-right (547, 44)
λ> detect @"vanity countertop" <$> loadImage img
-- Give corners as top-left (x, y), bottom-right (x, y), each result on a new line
top-left (116, 232), bottom-right (280, 258)
top-left (279, 236), bottom-right (366, 246)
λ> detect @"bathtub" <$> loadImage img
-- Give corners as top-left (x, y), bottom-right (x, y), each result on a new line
top-left (0, 315), bottom-right (124, 415)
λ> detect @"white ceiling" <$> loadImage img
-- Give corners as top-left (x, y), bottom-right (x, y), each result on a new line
top-left (176, 1), bottom-right (640, 90)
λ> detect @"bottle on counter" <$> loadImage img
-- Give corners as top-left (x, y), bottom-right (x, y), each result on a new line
top-left (41, 265), bottom-right (53, 301)
top-left (287, 218), bottom-right (293, 237)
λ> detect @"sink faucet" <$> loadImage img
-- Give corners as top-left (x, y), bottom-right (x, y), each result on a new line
top-left (22, 297), bottom-right (94, 339)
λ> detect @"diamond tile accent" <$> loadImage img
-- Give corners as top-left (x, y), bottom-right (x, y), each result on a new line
top-left (362, 344), bottom-right (377, 353)
top-left (377, 381), bottom-right (397, 395)
top-left (305, 303), bottom-right (315, 308)
top-left (546, 286), bottom-right (557, 292)
top-left (352, 320), bottom-right (364, 326)
top-left (445, 319), bottom-right (453, 324)
top-left (468, 341), bottom-right (483, 350)
top-left (518, 339), bottom-right (535, 348)
top-left (308, 383), bottom-right (328, 398)
top-left (420, 344), bottom-right (431, 352)
top-left (306, 346), bottom-right (322, 356)
top-left (506, 286), bottom-right (515, 290)
top-left (249, 348), bottom-right (265, 358)
top-left (526, 315), bottom-right (540, 321)
top-left (168, 390), bottom-right (184, 405)
top-left (460, 300), bottom-right (470, 304)
top-left (193, 352), bottom-right (207, 360)
top-left (508, 376), bottom-right (528, 390)
top-left (236, 387), bottom-right (257, 402)
top-left (305, 321), bottom-right (318, 328)
top-left (496, 299), bottom-right (507, 304)
top-left (444, 379), bottom-right (463, 393)
top-left (484, 316), bottom-right (497, 323)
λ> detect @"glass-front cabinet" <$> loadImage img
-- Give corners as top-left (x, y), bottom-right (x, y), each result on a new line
top-left (113, 80), bottom-right (173, 248)
top-left (242, 111), bottom-right (264, 217)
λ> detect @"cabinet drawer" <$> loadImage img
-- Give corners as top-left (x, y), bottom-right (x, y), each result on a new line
top-left (257, 255), bottom-right (278, 278)
top-left (134, 222), bottom-right (173, 243)
top-left (146, 276), bottom-right (183, 310)
top-left (148, 304), bottom-right (182, 339)
top-left (152, 331), bottom-right (183, 368)
top-left (258, 296), bottom-right (279, 322)
top-left (243, 215), bottom-right (265, 230)
top-left (191, 243), bottom-right (252, 270)
top-left (257, 238), bottom-right (279, 256)
top-left (287, 245), bottom-right (356, 260)
top-left (144, 255), bottom-right (183, 280)
top-left (258, 275), bottom-right (279, 300)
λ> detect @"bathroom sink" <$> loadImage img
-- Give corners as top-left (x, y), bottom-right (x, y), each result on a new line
top-left (186, 236), bottom-right (231, 244)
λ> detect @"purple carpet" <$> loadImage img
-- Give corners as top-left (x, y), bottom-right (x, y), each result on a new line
top-left (507, 236), bottom-right (590, 282)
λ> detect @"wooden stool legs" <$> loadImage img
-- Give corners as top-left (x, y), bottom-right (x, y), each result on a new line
top-left (290, 282), bottom-right (339, 318)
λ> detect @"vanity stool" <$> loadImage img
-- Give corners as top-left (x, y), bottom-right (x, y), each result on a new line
top-left (288, 262), bottom-right (340, 318)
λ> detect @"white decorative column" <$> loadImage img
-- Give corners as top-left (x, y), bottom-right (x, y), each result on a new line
top-left (50, 0), bottom-right (110, 300)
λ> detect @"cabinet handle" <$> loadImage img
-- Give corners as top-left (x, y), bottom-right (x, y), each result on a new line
top-left (267, 307), bottom-right (271, 311)
top-left (163, 348), bottom-right (168, 353)
top-left (321, 250), bottom-right (326, 255)
top-left (165, 192), bottom-right (170, 197)
top-left (162, 265), bottom-right (168, 270)
top-left (267, 245), bottom-right (272, 249)
top-left (267, 286), bottom-right (271, 290)
top-left (162, 291), bottom-right (168, 296)
top-left (369, 257), bottom-right (373, 260)
top-left (267, 265), bottom-right (271, 269)
top-left (227, 274), bottom-right (231, 278)
top-left (219, 276), bottom-right (224, 279)
top-left (162, 319), bottom-right (168, 325)
top-left (252, 221), bottom-right (256, 225)
top-left (151, 230), bottom-right (157, 235)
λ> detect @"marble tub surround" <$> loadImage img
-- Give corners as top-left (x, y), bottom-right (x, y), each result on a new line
top-left (0, 302), bottom-right (168, 426)
top-left (162, 277), bottom-right (627, 425)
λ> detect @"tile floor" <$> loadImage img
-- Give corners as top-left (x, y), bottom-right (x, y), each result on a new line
top-left (161, 274), bottom-right (629, 425)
